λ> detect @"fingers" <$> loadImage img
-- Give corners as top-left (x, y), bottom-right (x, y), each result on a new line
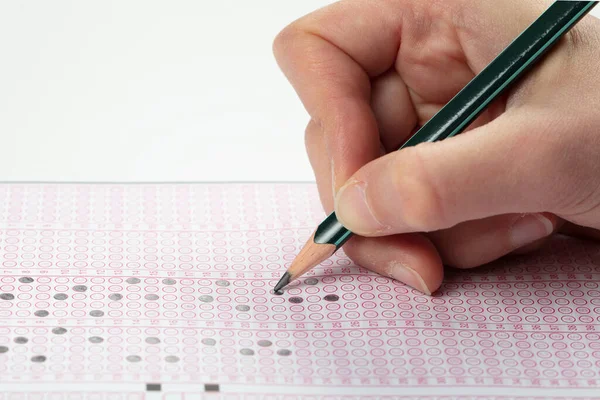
top-left (370, 69), bottom-right (418, 152)
top-left (273, 0), bottom-right (408, 190)
top-left (305, 119), bottom-right (334, 212)
top-left (334, 108), bottom-right (599, 236)
top-left (427, 213), bottom-right (559, 269)
top-left (343, 233), bottom-right (444, 295)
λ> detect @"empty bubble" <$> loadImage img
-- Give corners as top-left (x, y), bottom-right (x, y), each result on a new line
top-left (52, 327), bottom-right (67, 335)
top-left (235, 305), bottom-right (250, 312)
top-left (108, 293), bottom-right (123, 301)
top-left (201, 338), bottom-right (216, 346)
top-left (257, 340), bottom-right (272, 347)
top-left (240, 348), bottom-right (255, 356)
top-left (199, 295), bottom-right (214, 303)
top-left (145, 337), bottom-right (160, 344)
top-left (89, 310), bottom-right (104, 317)
top-left (31, 355), bottom-right (46, 362)
top-left (165, 355), bottom-right (180, 363)
top-left (145, 294), bottom-right (159, 301)
top-left (162, 278), bottom-right (176, 285)
top-left (126, 355), bottom-right (141, 362)
top-left (277, 349), bottom-right (292, 356)
top-left (54, 293), bottom-right (68, 300)
top-left (72, 285), bottom-right (87, 292)
top-left (126, 278), bottom-right (141, 284)
top-left (0, 293), bottom-right (14, 300)
top-left (89, 336), bottom-right (104, 343)
top-left (19, 277), bottom-right (34, 284)
top-left (34, 310), bottom-right (49, 317)
top-left (14, 337), bottom-right (28, 344)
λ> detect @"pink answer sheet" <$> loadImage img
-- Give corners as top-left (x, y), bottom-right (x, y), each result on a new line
top-left (0, 183), bottom-right (600, 400)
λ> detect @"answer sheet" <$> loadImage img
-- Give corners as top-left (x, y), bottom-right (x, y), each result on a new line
top-left (0, 183), bottom-right (600, 399)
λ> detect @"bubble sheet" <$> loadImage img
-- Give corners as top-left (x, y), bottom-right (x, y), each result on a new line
top-left (0, 183), bottom-right (599, 399)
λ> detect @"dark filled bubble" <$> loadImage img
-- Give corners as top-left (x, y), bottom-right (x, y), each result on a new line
top-left (126, 355), bottom-right (142, 362)
top-left (52, 327), bottom-right (67, 335)
top-left (14, 337), bottom-right (28, 344)
top-left (0, 293), bottom-right (14, 300)
top-left (165, 355), bottom-right (180, 363)
top-left (257, 340), bottom-right (272, 347)
top-left (54, 293), bottom-right (68, 300)
top-left (289, 297), bottom-right (304, 304)
top-left (145, 337), bottom-right (160, 344)
top-left (0, 346), bottom-right (8, 353)
top-left (72, 285), bottom-right (87, 292)
top-left (201, 338), bottom-right (216, 346)
top-left (162, 278), bottom-right (176, 285)
top-left (34, 310), bottom-right (49, 317)
top-left (199, 295), bottom-right (214, 303)
top-left (89, 310), bottom-right (104, 317)
top-left (277, 349), bottom-right (292, 356)
top-left (31, 355), bottom-right (46, 362)
top-left (108, 293), bottom-right (123, 301)
top-left (145, 294), bottom-right (159, 301)
top-left (216, 280), bottom-right (230, 287)
top-left (126, 278), bottom-right (141, 284)
top-left (89, 336), bottom-right (104, 343)
top-left (240, 348), bottom-right (255, 356)
top-left (324, 294), bottom-right (340, 302)
top-left (235, 305), bottom-right (250, 312)
top-left (19, 277), bottom-right (34, 284)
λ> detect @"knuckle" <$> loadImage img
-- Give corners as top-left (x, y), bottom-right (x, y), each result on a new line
top-left (272, 23), bottom-right (302, 60)
top-left (391, 145), bottom-right (449, 232)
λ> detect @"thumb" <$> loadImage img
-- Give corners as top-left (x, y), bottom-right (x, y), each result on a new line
top-left (334, 109), bottom-right (581, 237)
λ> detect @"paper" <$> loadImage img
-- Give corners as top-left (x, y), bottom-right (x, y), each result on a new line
top-left (1, 183), bottom-right (600, 399)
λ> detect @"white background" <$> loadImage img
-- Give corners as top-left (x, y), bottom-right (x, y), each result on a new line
top-left (0, 1), bottom-right (598, 182)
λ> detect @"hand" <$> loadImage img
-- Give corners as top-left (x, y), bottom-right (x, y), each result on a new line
top-left (273, 0), bottom-right (600, 294)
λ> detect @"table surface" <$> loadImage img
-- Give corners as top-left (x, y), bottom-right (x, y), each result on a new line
top-left (0, 1), bottom-right (597, 182)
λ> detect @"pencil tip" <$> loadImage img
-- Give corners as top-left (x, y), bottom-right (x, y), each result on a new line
top-left (273, 235), bottom-right (337, 294)
top-left (273, 271), bottom-right (291, 292)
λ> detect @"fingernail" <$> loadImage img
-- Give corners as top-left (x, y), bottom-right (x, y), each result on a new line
top-left (335, 179), bottom-right (389, 235)
top-left (389, 261), bottom-right (431, 295)
top-left (509, 213), bottom-right (554, 249)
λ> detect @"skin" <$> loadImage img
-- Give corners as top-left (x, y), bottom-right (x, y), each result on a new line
top-left (273, 0), bottom-right (600, 294)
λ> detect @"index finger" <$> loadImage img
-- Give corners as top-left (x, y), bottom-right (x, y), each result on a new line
top-left (272, 0), bottom-right (408, 191)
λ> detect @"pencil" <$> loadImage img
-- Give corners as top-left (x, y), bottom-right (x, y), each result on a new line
top-left (274, 0), bottom-right (598, 293)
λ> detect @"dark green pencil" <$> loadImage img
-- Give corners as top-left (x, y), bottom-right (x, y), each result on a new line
top-left (274, 0), bottom-right (598, 292)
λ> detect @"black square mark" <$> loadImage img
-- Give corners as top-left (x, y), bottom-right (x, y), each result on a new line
top-left (146, 383), bottom-right (161, 391)
top-left (205, 383), bottom-right (220, 392)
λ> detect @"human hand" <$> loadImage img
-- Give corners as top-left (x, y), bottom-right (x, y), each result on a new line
top-left (273, 0), bottom-right (600, 294)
